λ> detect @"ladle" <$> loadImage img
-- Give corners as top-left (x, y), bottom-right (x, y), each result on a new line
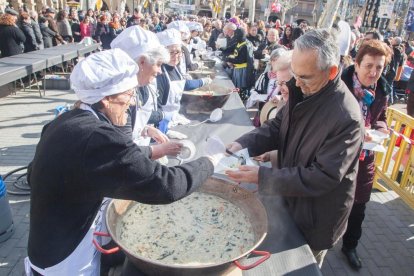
top-left (187, 108), bottom-right (223, 127)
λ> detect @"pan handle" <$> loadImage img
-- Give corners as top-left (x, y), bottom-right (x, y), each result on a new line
top-left (93, 232), bottom-right (120, 254)
top-left (234, 250), bottom-right (270, 270)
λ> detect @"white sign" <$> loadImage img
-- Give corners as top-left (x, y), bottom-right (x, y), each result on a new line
top-left (169, 3), bottom-right (196, 11)
top-left (378, 4), bottom-right (394, 19)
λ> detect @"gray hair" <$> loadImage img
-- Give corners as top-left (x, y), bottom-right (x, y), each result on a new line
top-left (138, 45), bottom-right (170, 65)
top-left (293, 29), bottom-right (340, 71)
top-left (265, 47), bottom-right (287, 72)
top-left (274, 50), bottom-right (293, 71)
top-left (29, 10), bottom-right (38, 19)
top-left (224, 22), bottom-right (237, 31)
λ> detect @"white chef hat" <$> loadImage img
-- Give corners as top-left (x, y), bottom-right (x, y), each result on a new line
top-left (156, 29), bottom-right (182, 47)
top-left (71, 49), bottom-right (138, 105)
top-left (167, 20), bottom-right (191, 40)
top-left (110, 26), bottom-right (160, 60)
top-left (337, 20), bottom-right (351, 56)
top-left (187, 22), bottom-right (203, 33)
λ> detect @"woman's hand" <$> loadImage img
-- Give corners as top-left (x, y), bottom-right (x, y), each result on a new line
top-left (146, 126), bottom-right (169, 144)
top-left (225, 165), bottom-right (259, 184)
top-left (151, 141), bottom-right (183, 160)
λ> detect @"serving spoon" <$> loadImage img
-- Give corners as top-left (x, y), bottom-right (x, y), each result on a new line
top-left (187, 108), bottom-right (223, 127)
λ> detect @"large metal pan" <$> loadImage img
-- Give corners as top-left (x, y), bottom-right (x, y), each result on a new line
top-left (94, 177), bottom-right (269, 275)
top-left (181, 83), bottom-right (233, 114)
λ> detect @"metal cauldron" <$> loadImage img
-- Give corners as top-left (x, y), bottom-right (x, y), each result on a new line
top-left (180, 83), bottom-right (233, 114)
top-left (95, 177), bottom-right (269, 275)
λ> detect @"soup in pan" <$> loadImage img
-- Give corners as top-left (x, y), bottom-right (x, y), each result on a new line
top-left (117, 192), bottom-right (255, 265)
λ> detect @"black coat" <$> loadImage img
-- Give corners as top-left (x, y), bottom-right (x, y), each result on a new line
top-left (31, 19), bottom-right (43, 48)
top-left (20, 21), bottom-right (38, 52)
top-left (207, 28), bottom-right (221, 50)
top-left (342, 65), bottom-right (389, 204)
top-left (236, 73), bottom-right (364, 250)
top-left (39, 22), bottom-right (56, 48)
top-left (246, 34), bottom-right (261, 48)
top-left (27, 109), bottom-right (213, 268)
top-left (0, 15), bottom-right (26, 57)
top-left (94, 22), bottom-right (111, 49)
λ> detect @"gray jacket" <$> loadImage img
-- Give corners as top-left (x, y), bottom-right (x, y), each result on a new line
top-left (236, 74), bottom-right (364, 250)
top-left (31, 19), bottom-right (43, 49)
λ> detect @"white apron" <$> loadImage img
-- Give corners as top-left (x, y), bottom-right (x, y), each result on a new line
top-left (161, 66), bottom-right (186, 115)
top-left (24, 105), bottom-right (111, 276)
top-left (132, 84), bottom-right (158, 146)
top-left (179, 54), bottom-right (187, 76)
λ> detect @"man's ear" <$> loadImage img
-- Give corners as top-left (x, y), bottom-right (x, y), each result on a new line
top-left (329, 65), bottom-right (339, 80)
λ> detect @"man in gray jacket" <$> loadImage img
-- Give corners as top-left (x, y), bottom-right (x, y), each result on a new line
top-left (226, 29), bottom-right (364, 267)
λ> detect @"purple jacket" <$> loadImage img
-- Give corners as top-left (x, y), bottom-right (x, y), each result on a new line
top-left (342, 65), bottom-right (390, 204)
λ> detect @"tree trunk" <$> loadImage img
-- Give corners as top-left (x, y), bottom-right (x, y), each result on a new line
top-left (248, 0), bottom-right (256, 22)
top-left (209, 3), bottom-right (218, 18)
top-left (230, 0), bottom-right (236, 17)
top-left (281, 8), bottom-right (286, 24)
top-left (317, 0), bottom-right (342, 28)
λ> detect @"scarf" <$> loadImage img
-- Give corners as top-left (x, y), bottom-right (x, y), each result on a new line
top-left (353, 73), bottom-right (376, 160)
top-left (266, 71), bottom-right (278, 100)
top-left (352, 73), bottom-right (375, 128)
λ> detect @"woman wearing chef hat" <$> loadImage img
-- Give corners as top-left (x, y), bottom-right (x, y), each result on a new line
top-left (167, 20), bottom-right (199, 75)
top-left (156, 28), bottom-right (212, 127)
top-left (110, 25), bottom-right (175, 147)
top-left (25, 49), bottom-right (221, 276)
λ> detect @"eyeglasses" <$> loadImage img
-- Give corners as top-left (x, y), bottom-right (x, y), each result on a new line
top-left (290, 70), bottom-right (314, 84)
top-left (124, 90), bottom-right (136, 102)
top-left (169, 50), bottom-right (183, 56)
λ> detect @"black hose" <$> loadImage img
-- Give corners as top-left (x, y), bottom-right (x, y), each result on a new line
top-left (2, 166), bottom-right (31, 196)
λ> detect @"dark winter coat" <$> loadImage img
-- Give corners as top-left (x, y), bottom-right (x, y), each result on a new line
top-left (31, 19), bottom-right (43, 49)
top-left (207, 28), bottom-right (222, 50)
top-left (236, 73), bottom-right (364, 250)
top-left (45, 15), bottom-right (64, 45)
top-left (27, 109), bottom-right (213, 268)
top-left (69, 19), bottom-right (81, 42)
top-left (342, 65), bottom-right (389, 204)
top-left (0, 14), bottom-right (25, 57)
top-left (39, 22), bottom-right (56, 48)
top-left (246, 34), bottom-right (261, 48)
top-left (20, 21), bottom-right (38, 52)
top-left (94, 22), bottom-right (111, 49)
top-left (254, 40), bottom-right (281, 60)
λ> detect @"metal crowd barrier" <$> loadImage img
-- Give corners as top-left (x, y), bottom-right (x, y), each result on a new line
top-left (374, 107), bottom-right (414, 208)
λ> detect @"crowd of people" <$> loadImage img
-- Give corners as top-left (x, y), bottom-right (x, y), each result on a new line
top-left (1, 4), bottom-right (414, 276)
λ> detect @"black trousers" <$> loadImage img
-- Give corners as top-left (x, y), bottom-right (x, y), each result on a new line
top-left (342, 203), bottom-right (366, 250)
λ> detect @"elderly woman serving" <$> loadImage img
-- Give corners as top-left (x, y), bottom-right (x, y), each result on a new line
top-left (110, 26), bottom-right (175, 148)
top-left (156, 28), bottom-right (212, 127)
top-left (25, 49), bottom-right (220, 275)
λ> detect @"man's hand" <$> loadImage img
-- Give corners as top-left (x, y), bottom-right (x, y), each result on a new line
top-left (253, 152), bottom-right (270, 162)
top-left (225, 165), bottom-right (259, 184)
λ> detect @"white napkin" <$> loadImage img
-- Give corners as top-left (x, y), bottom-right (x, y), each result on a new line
top-left (214, 148), bottom-right (258, 174)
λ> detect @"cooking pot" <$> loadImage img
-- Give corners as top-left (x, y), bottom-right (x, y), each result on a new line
top-left (181, 83), bottom-right (233, 114)
top-left (202, 59), bottom-right (216, 69)
top-left (94, 177), bottom-right (269, 275)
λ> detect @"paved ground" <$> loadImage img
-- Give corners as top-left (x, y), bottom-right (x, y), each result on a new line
top-left (0, 89), bottom-right (413, 275)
